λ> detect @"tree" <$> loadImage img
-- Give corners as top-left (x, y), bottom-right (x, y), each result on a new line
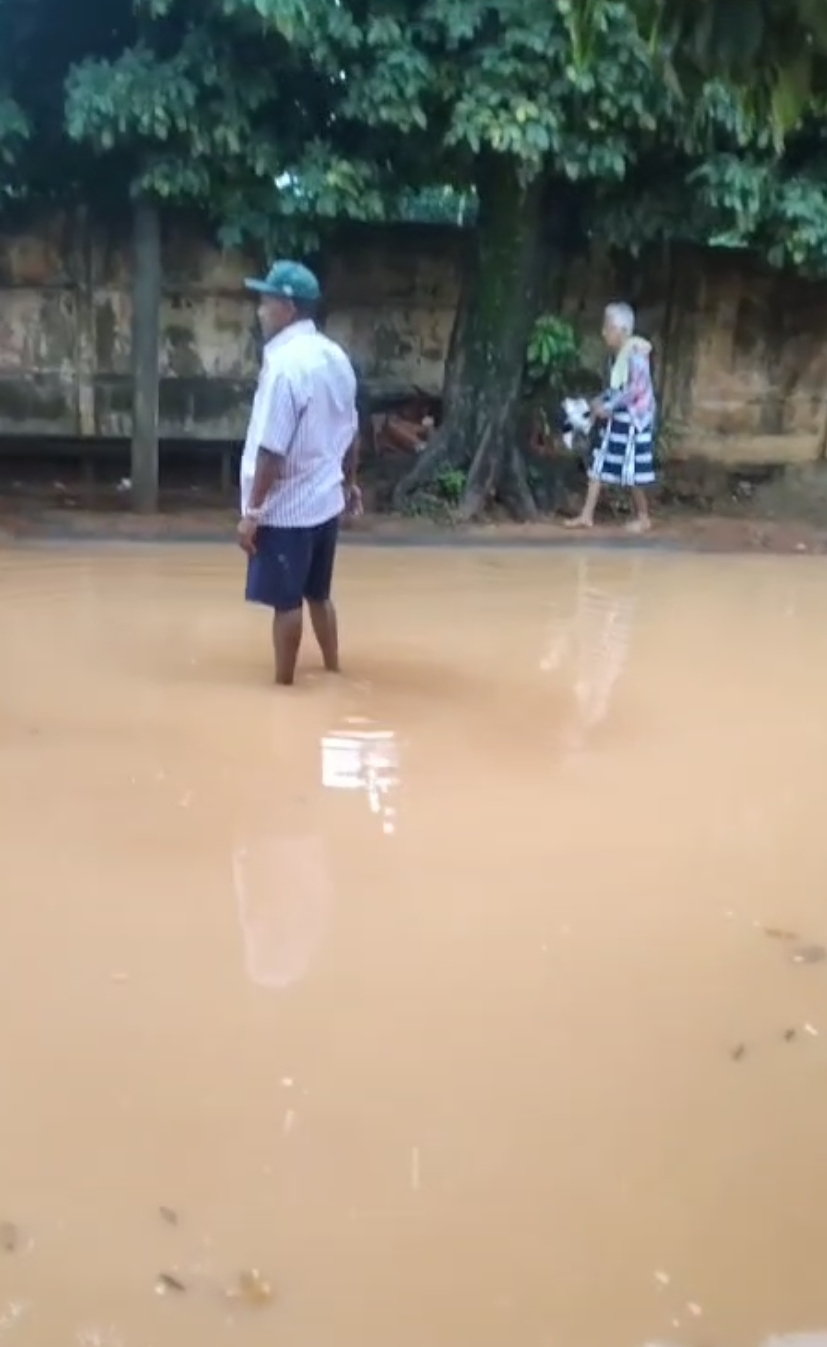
top-left (2, 0), bottom-right (411, 509)
top-left (0, 0), bottom-right (133, 204)
top-left (0, 0), bottom-right (36, 197)
top-left (597, 112), bottom-right (827, 278)
top-left (62, 2), bottom-right (396, 248)
top-left (638, 0), bottom-right (827, 87)
top-left (381, 0), bottom-right (827, 517)
top-left (0, 93), bottom-right (27, 190)
top-left (619, 0), bottom-right (827, 143)
top-left (354, 0), bottom-right (786, 518)
top-left (3, 0), bottom-right (822, 519)
top-left (60, 0), bottom-right (406, 510)
top-left (0, 0), bottom-right (167, 503)
top-left (208, 0), bottom-right (812, 520)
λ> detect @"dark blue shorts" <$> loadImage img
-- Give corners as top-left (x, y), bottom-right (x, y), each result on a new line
top-left (245, 516), bottom-right (339, 612)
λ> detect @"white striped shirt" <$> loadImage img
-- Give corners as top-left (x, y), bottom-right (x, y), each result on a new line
top-left (240, 319), bottom-right (358, 527)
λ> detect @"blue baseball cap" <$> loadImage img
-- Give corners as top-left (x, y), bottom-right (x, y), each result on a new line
top-left (244, 259), bottom-right (321, 302)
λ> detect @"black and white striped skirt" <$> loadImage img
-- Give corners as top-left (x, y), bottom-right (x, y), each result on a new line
top-left (590, 410), bottom-right (656, 487)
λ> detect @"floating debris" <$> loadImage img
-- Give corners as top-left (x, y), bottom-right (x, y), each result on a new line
top-left (791, 944), bottom-right (826, 965)
top-left (654, 1269), bottom-right (671, 1287)
top-left (686, 1301), bottom-right (703, 1318)
top-left (804, 1022), bottom-right (820, 1037)
top-left (730, 1043), bottom-right (747, 1062)
top-left (228, 1270), bottom-right (274, 1306)
top-left (158, 1206), bottom-right (178, 1226)
top-left (784, 1028), bottom-right (797, 1042)
top-left (763, 927), bottom-right (799, 941)
top-left (0, 1222), bottom-right (18, 1252)
top-left (155, 1273), bottom-right (186, 1295)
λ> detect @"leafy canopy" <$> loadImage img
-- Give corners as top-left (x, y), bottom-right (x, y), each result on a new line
top-left (3, 0), bottom-right (827, 275)
top-left (632, 0), bottom-right (827, 127)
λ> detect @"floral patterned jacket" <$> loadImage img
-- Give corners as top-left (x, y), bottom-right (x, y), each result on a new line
top-left (599, 338), bottom-right (656, 430)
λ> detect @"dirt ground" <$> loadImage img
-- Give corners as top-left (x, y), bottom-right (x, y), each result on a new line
top-left (1, 451), bottom-right (827, 551)
top-left (1, 500), bottom-right (826, 552)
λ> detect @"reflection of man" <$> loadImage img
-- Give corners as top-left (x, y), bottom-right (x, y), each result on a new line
top-left (233, 833), bottom-right (332, 990)
top-left (237, 260), bottom-right (361, 686)
top-left (232, 724), bottom-right (398, 987)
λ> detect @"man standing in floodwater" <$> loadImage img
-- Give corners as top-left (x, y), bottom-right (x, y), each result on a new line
top-left (238, 260), bottom-right (360, 686)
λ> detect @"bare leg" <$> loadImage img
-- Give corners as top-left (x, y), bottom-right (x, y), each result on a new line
top-left (307, 599), bottom-right (340, 672)
top-left (273, 608), bottom-right (303, 685)
top-left (566, 478), bottom-right (601, 529)
top-left (626, 487), bottom-right (651, 533)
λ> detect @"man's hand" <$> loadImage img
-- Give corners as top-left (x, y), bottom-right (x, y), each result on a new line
top-left (345, 484), bottom-right (363, 518)
top-left (591, 399), bottom-right (608, 420)
top-left (237, 515), bottom-right (258, 556)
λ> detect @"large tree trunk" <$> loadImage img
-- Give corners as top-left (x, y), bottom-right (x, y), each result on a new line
top-left (393, 156), bottom-right (549, 521)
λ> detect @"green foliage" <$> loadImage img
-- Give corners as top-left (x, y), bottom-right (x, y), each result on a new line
top-left (766, 171), bottom-right (827, 273)
top-left (0, 92), bottom-right (28, 172)
top-left (63, 14), bottom-right (372, 242)
top-left (396, 185), bottom-right (476, 226)
top-left (434, 467), bottom-right (466, 507)
top-left (396, 463), bottom-right (467, 519)
top-left (594, 112), bottom-right (827, 277)
top-left (526, 315), bottom-right (580, 389)
top-left (314, 0), bottom-right (691, 184)
top-left (626, 0), bottom-right (827, 134)
top-left (0, 0), bottom-right (135, 202)
top-left (4, 0), bottom-right (827, 271)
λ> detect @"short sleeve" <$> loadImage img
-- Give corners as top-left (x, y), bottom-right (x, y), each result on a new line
top-left (259, 369), bottom-right (302, 455)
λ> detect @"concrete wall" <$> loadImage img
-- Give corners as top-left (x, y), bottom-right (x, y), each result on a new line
top-left (0, 210), bottom-right (826, 463)
top-left (0, 213), bottom-right (461, 443)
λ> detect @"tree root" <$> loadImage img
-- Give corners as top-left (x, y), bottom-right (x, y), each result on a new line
top-left (391, 417), bottom-right (465, 510)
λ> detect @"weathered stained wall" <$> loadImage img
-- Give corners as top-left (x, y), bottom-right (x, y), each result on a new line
top-left (0, 210), bottom-right (826, 463)
top-left (0, 213), bottom-right (461, 443)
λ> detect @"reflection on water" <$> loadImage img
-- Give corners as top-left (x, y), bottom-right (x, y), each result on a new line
top-left (321, 723), bottom-right (400, 834)
top-left (541, 555), bottom-right (639, 742)
top-left (233, 726), bottom-right (398, 990)
top-left (3, 544), bottom-right (827, 1347)
top-left (232, 833), bottom-right (332, 990)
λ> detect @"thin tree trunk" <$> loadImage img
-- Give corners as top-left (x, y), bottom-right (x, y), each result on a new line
top-left (131, 197), bottom-right (161, 513)
top-left (394, 156), bottom-right (550, 520)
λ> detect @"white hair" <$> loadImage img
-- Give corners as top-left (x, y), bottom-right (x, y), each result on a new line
top-left (604, 302), bottom-right (635, 335)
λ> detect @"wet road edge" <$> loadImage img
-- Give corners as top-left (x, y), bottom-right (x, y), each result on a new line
top-left (1, 533), bottom-right (689, 551)
top-left (0, 526), bottom-right (813, 555)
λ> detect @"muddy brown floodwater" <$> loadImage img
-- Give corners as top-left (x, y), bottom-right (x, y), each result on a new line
top-left (2, 543), bottom-right (827, 1347)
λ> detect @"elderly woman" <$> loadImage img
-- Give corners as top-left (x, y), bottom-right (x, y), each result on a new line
top-left (566, 302), bottom-right (656, 533)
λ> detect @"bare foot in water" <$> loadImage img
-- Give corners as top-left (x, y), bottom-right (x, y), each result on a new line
top-left (564, 515), bottom-right (594, 530)
top-left (625, 517), bottom-right (651, 534)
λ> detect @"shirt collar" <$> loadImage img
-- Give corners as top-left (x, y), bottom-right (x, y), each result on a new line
top-left (264, 319), bottom-right (317, 354)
